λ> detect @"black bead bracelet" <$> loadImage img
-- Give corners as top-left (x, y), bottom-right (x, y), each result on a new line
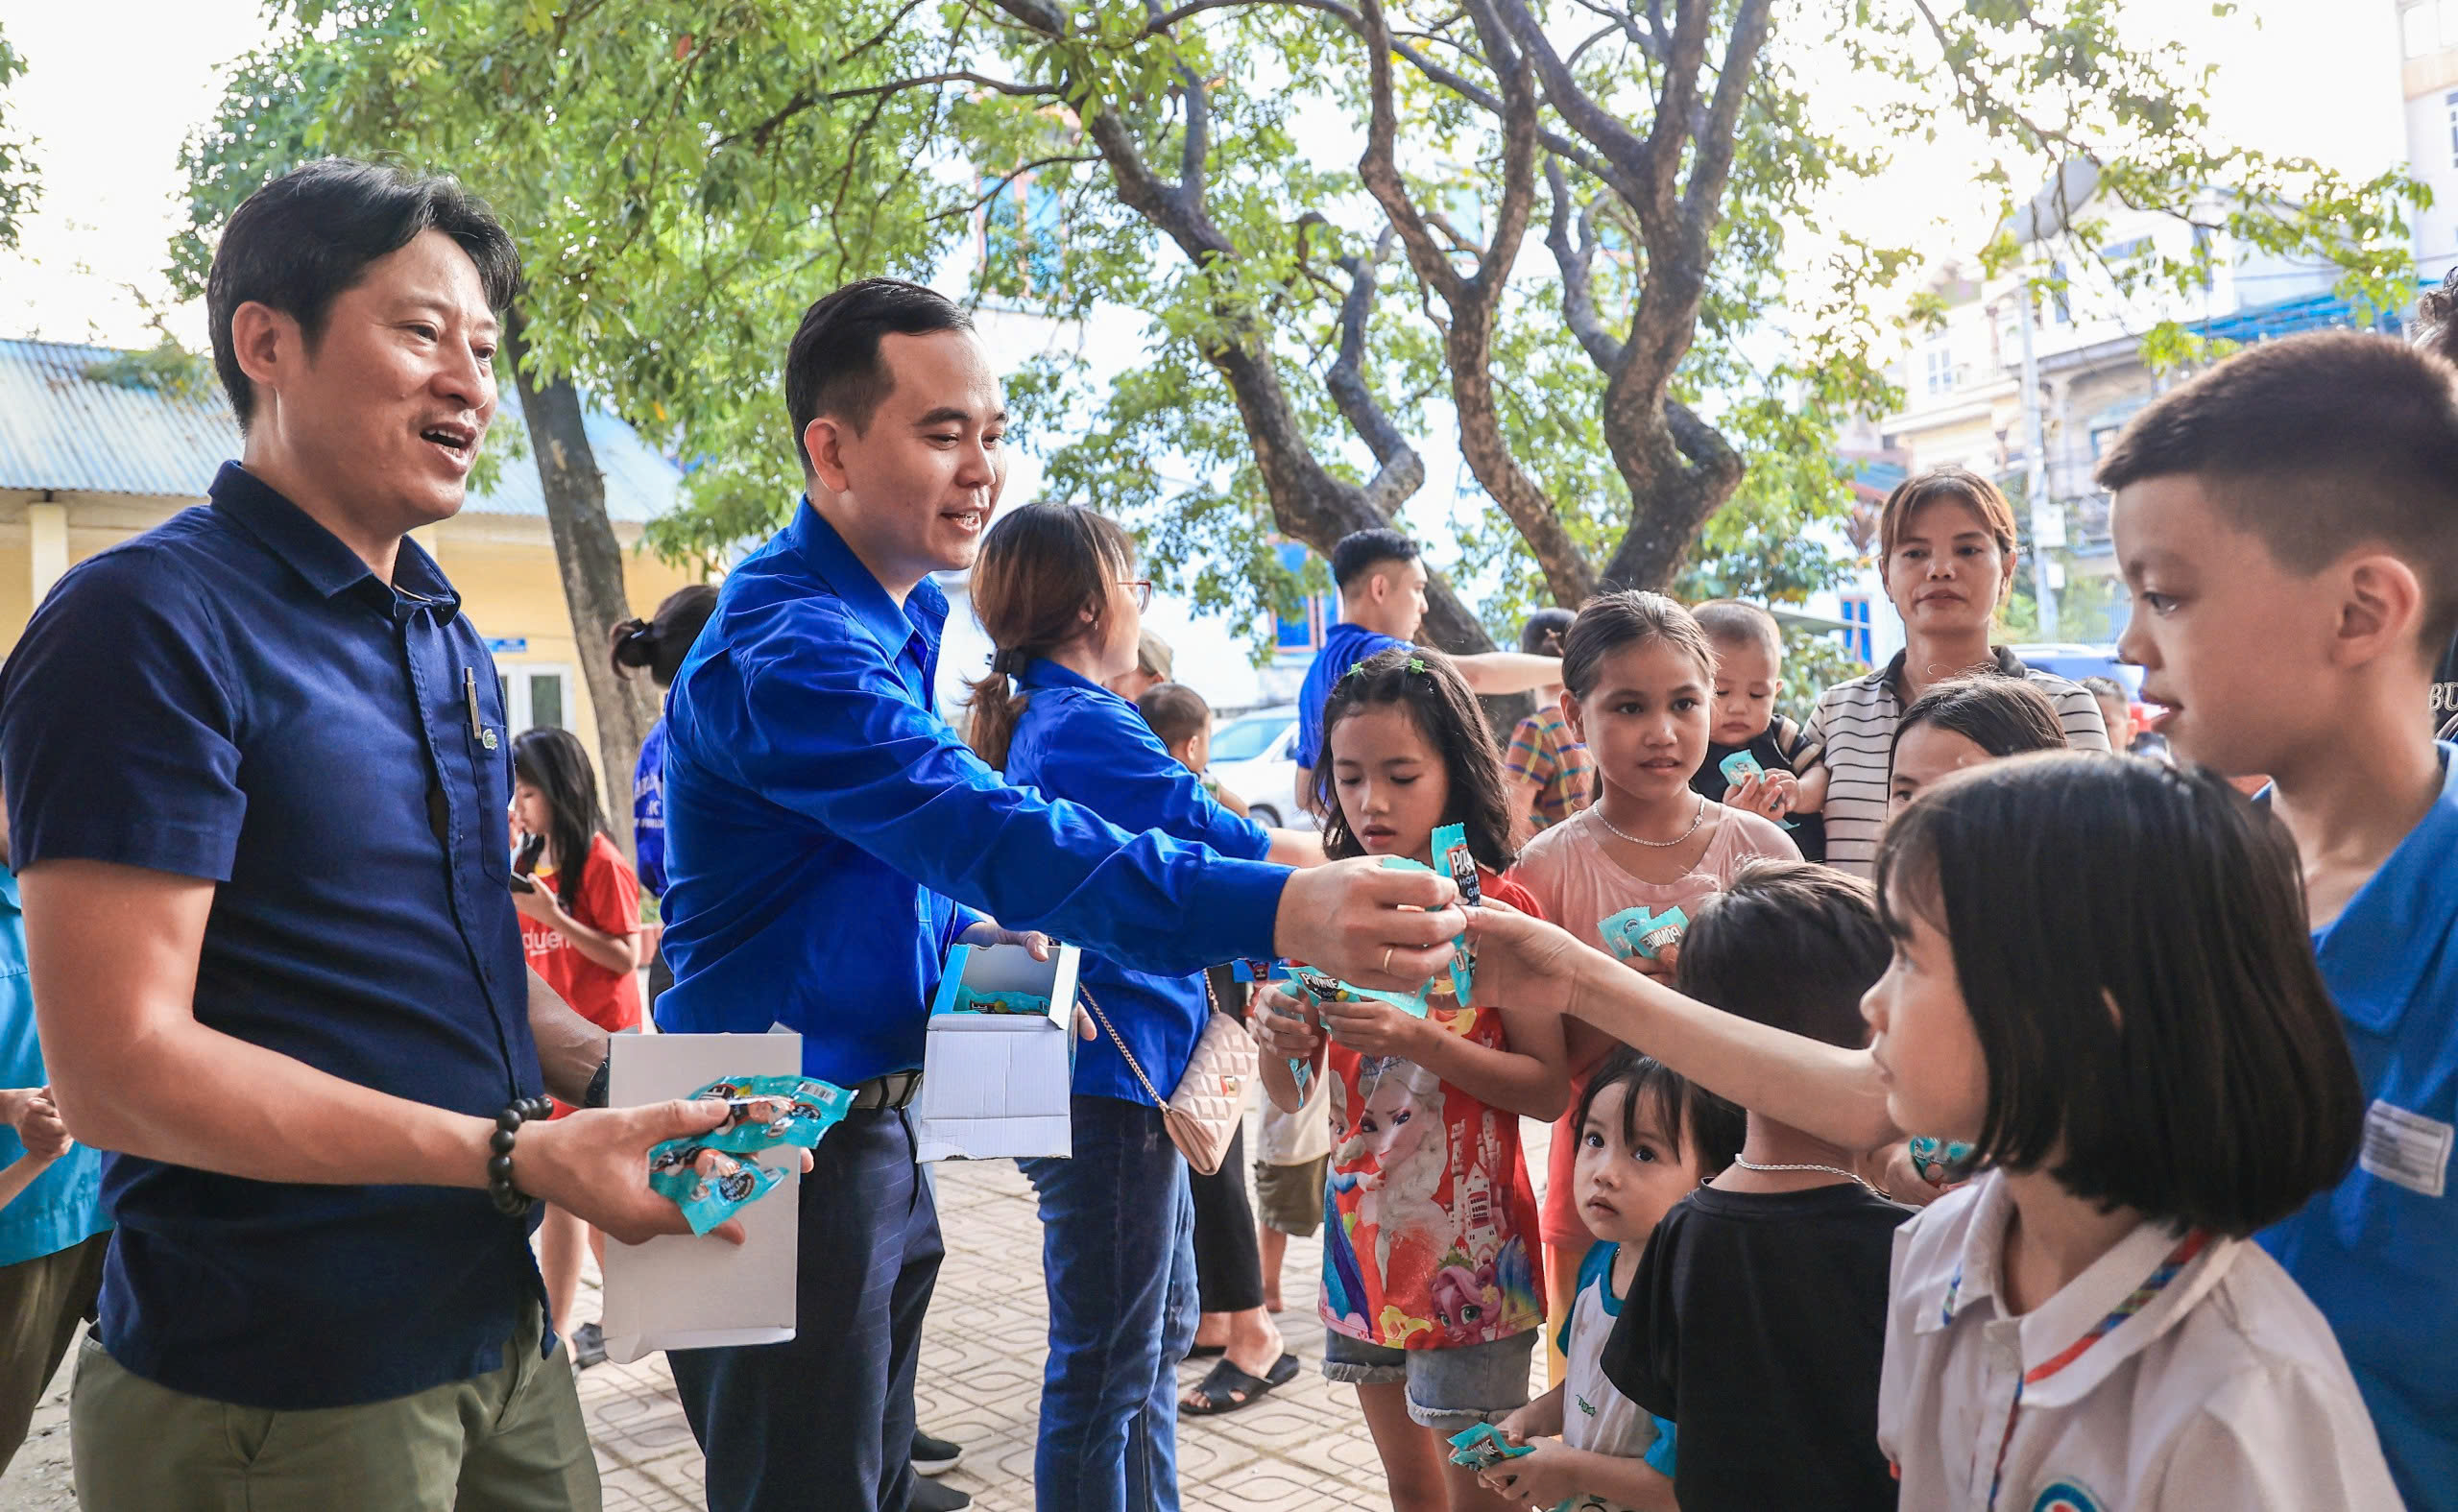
top-left (487, 1095), bottom-right (556, 1216)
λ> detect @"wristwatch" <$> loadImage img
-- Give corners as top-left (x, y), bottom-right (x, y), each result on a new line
top-left (583, 1049), bottom-right (612, 1110)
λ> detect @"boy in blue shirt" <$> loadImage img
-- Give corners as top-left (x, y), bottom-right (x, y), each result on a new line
top-left (2097, 328), bottom-right (2458, 1510)
top-left (0, 799), bottom-right (109, 1473)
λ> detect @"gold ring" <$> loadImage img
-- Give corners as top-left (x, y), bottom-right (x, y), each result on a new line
top-left (1383, 945), bottom-right (1395, 973)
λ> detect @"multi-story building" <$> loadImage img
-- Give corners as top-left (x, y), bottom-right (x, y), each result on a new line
top-left (2398, 0), bottom-right (2458, 283)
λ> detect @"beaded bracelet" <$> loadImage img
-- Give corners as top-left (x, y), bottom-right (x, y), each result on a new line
top-left (488, 1095), bottom-right (556, 1215)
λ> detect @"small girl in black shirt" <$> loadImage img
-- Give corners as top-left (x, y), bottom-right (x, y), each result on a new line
top-left (1603, 860), bottom-right (1908, 1511)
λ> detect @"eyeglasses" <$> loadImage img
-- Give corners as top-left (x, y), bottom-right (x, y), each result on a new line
top-left (1120, 579), bottom-right (1153, 611)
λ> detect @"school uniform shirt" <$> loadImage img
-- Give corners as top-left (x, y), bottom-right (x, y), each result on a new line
top-left (1608, 1181), bottom-right (1910, 1512)
top-left (1000, 657), bottom-right (1272, 1102)
top-left (1503, 705), bottom-right (1597, 831)
top-left (1511, 807), bottom-right (1799, 1250)
top-left (633, 715), bottom-right (671, 897)
top-left (1556, 1241), bottom-right (1677, 1507)
top-left (1293, 621), bottom-right (1409, 771)
top-left (1689, 713), bottom-right (1828, 862)
top-left (2262, 741), bottom-right (2458, 1511)
top-left (1882, 1170), bottom-right (2401, 1512)
top-left (1804, 649), bottom-right (2109, 878)
top-left (520, 830), bottom-right (642, 1034)
top-left (1319, 873), bottom-right (1548, 1351)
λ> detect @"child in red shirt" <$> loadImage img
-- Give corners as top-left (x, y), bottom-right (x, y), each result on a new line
top-left (510, 728), bottom-right (640, 1362)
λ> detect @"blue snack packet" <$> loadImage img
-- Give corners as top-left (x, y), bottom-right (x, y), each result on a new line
top-left (1601, 904), bottom-right (1688, 962)
top-left (1718, 749), bottom-right (1764, 786)
top-left (1907, 1135), bottom-right (1977, 1188)
top-left (951, 986), bottom-right (1054, 1016)
top-left (687, 1074), bottom-right (857, 1155)
top-left (647, 1145), bottom-right (786, 1236)
top-left (1445, 1422), bottom-right (1531, 1471)
top-left (1266, 974), bottom-right (1321, 1095)
top-left (1431, 822), bottom-right (1479, 1004)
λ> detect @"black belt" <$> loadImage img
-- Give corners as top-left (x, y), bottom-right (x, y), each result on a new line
top-left (850, 1070), bottom-right (923, 1111)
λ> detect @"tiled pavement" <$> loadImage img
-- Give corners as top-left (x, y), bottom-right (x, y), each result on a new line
top-left (2, 1113), bottom-right (1555, 1511)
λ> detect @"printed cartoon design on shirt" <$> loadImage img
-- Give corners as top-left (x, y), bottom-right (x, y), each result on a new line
top-left (1320, 1011), bottom-right (1545, 1351)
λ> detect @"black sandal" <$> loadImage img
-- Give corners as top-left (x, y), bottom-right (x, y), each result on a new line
top-left (1186, 1343), bottom-right (1227, 1360)
top-left (1179, 1353), bottom-right (1299, 1416)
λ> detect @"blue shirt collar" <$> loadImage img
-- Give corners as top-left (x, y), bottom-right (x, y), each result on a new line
top-left (2313, 742), bottom-right (2458, 1034)
top-left (783, 497), bottom-right (946, 660)
top-left (1015, 658), bottom-right (1121, 700)
top-left (208, 463), bottom-right (462, 618)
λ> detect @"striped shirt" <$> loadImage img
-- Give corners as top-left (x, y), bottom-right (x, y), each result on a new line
top-left (1804, 648), bottom-right (2110, 877)
top-left (1503, 705), bottom-right (1598, 830)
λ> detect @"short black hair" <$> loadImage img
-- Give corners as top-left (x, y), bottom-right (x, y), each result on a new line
top-left (1876, 753), bottom-right (2363, 1236)
top-left (1574, 1046), bottom-right (1745, 1178)
top-left (2095, 329), bottom-right (2458, 656)
top-left (1137, 682), bottom-right (1212, 751)
top-left (1676, 860), bottom-right (1889, 1049)
top-left (611, 584), bottom-right (720, 687)
top-left (206, 158), bottom-right (518, 431)
top-left (1519, 607), bottom-right (1574, 656)
top-left (1330, 528), bottom-right (1420, 590)
top-left (1895, 676), bottom-right (2068, 761)
top-left (784, 278), bottom-right (975, 475)
top-left (1316, 645), bottom-right (1516, 873)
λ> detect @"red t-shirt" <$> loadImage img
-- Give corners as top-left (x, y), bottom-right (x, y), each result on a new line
top-left (521, 830), bottom-right (642, 1034)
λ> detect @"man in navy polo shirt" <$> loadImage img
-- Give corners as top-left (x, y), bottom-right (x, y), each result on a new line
top-left (655, 279), bottom-right (1470, 1512)
top-left (1289, 529), bottom-right (1560, 812)
top-left (0, 160), bottom-right (750, 1512)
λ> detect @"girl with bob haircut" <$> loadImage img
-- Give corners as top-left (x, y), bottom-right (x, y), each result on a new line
top-left (1886, 674), bottom-right (2068, 816)
top-left (1458, 755), bottom-right (2398, 1508)
top-left (963, 503), bottom-right (1319, 1507)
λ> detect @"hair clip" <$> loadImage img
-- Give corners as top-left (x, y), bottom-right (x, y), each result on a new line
top-left (1407, 657), bottom-right (1427, 675)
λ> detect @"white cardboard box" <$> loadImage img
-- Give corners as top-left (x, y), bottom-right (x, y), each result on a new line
top-left (598, 1032), bottom-right (803, 1365)
top-left (913, 942), bottom-right (1081, 1163)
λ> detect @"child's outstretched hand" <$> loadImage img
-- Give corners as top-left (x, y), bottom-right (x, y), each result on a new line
top-left (1477, 1435), bottom-right (1579, 1504)
top-left (7, 1087), bottom-right (70, 1160)
top-left (1722, 768), bottom-right (1797, 822)
top-left (1250, 985), bottom-right (1322, 1060)
top-left (1319, 996), bottom-right (1426, 1060)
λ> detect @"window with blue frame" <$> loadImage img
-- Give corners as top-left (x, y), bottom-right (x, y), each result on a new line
top-left (1840, 595), bottom-right (1873, 663)
top-left (980, 176), bottom-right (1066, 299)
top-left (1270, 539), bottom-right (1334, 660)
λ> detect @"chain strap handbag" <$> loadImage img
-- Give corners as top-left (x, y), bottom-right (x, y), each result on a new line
top-left (1079, 974), bottom-right (1257, 1177)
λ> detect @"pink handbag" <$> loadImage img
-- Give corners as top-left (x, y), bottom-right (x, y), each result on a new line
top-left (1080, 976), bottom-right (1257, 1177)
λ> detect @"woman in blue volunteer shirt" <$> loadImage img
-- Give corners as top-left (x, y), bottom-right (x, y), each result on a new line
top-left (610, 585), bottom-right (719, 1010)
top-left (963, 505), bottom-right (1324, 1512)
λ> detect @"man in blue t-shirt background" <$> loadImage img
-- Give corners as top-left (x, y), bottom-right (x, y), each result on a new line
top-left (1290, 529), bottom-right (1563, 811)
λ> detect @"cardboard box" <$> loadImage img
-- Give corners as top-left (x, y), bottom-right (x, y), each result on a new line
top-left (598, 1032), bottom-right (804, 1365)
top-left (913, 941), bottom-right (1082, 1163)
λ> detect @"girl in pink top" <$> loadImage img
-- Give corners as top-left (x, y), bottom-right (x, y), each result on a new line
top-left (1509, 591), bottom-right (1797, 1376)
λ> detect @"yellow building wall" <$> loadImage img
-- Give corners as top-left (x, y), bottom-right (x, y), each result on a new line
top-left (0, 492), bottom-right (706, 815)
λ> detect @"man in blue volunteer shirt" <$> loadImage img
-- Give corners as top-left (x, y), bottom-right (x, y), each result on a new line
top-left (1289, 529), bottom-right (1560, 811)
top-left (655, 279), bottom-right (1468, 1512)
top-left (0, 159), bottom-right (757, 1512)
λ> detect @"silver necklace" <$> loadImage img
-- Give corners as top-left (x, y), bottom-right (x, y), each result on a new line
top-left (1732, 1155), bottom-right (1883, 1195)
top-left (1593, 793), bottom-right (1709, 850)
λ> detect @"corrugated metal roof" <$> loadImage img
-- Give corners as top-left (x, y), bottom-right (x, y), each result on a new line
top-left (0, 337), bottom-right (682, 523)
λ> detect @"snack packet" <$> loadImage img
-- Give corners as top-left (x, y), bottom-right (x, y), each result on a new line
top-left (1431, 822), bottom-right (1480, 1004)
top-left (647, 1145), bottom-right (786, 1236)
top-left (951, 987), bottom-right (1054, 1017)
top-left (1718, 749), bottom-right (1764, 786)
top-left (1445, 1422), bottom-right (1532, 1471)
top-left (1906, 1135), bottom-right (1977, 1188)
top-left (1601, 904), bottom-right (1688, 963)
top-left (687, 1074), bottom-right (857, 1155)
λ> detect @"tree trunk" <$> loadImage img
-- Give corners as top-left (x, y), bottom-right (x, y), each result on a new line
top-left (504, 308), bottom-right (658, 857)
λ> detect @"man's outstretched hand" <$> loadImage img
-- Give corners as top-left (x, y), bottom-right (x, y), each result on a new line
top-left (517, 1097), bottom-right (817, 1247)
top-left (1273, 856), bottom-right (1464, 993)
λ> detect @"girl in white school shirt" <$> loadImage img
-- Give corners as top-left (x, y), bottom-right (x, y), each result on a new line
top-left (1864, 756), bottom-right (2398, 1510)
top-left (1459, 755), bottom-right (2399, 1511)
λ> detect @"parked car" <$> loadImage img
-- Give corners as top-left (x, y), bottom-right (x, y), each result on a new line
top-left (1208, 706), bottom-right (1311, 829)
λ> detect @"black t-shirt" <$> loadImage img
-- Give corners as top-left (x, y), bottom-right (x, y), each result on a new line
top-left (1605, 1182), bottom-right (1910, 1512)
top-left (2434, 629), bottom-right (2458, 740)
top-left (1691, 717), bottom-right (1827, 862)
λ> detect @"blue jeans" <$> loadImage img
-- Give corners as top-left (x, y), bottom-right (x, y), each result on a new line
top-left (1021, 1095), bottom-right (1198, 1512)
top-left (669, 1108), bottom-right (942, 1512)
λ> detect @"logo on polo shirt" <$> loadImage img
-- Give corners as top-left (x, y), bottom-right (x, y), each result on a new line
top-left (2029, 1481), bottom-right (2104, 1512)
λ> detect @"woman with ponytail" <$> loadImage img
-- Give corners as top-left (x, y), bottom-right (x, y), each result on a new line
top-left (967, 504), bottom-right (1321, 1511)
top-left (610, 585), bottom-right (719, 1010)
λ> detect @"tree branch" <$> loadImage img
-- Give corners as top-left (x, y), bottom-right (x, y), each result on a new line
top-left (712, 71), bottom-right (1060, 150)
top-left (1326, 228), bottom-right (1426, 514)
top-left (1677, 0), bottom-right (1771, 246)
top-left (1545, 157), bottom-right (1619, 370)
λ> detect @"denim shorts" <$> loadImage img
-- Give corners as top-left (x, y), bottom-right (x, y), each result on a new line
top-left (1320, 1329), bottom-right (1536, 1432)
